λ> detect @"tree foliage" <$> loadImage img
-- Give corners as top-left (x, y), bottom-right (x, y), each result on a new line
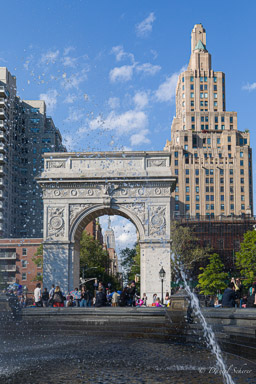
top-left (197, 253), bottom-right (228, 295)
top-left (120, 243), bottom-right (140, 283)
top-left (80, 231), bottom-right (120, 289)
top-left (32, 244), bottom-right (43, 282)
top-left (170, 222), bottom-right (210, 280)
top-left (236, 229), bottom-right (256, 287)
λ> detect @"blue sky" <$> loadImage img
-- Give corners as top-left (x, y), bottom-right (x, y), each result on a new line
top-left (2, 1), bottom-right (256, 249)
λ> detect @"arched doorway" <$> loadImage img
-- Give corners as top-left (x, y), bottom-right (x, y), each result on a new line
top-left (38, 151), bottom-right (176, 304)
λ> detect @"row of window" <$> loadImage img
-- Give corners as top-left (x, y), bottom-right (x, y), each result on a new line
top-left (175, 194), bottom-right (244, 202)
top-left (184, 76), bottom-right (219, 83)
top-left (21, 272), bottom-right (42, 281)
top-left (175, 203), bottom-right (246, 211)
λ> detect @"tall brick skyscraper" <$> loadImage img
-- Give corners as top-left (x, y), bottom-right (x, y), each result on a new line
top-left (165, 24), bottom-right (253, 218)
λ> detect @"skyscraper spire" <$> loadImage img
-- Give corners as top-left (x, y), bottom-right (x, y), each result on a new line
top-left (108, 216), bottom-right (111, 229)
top-left (188, 23), bottom-right (211, 71)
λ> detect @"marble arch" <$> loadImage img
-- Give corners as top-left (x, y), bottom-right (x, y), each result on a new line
top-left (37, 151), bottom-right (176, 303)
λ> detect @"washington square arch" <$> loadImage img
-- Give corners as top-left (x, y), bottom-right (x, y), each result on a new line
top-left (37, 151), bottom-right (176, 303)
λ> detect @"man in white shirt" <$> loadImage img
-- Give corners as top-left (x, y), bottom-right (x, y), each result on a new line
top-left (34, 283), bottom-right (42, 307)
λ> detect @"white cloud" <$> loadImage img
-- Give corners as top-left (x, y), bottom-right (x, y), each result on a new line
top-left (136, 63), bottom-right (161, 76)
top-left (109, 65), bottom-right (134, 83)
top-left (64, 108), bottom-right (84, 123)
top-left (111, 45), bottom-right (134, 63)
top-left (130, 129), bottom-right (150, 146)
top-left (40, 50), bottom-right (60, 64)
top-left (61, 68), bottom-right (89, 89)
top-left (39, 89), bottom-right (58, 112)
top-left (136, 12), bottom-right (155, 37)
top-left (155, 66), bottom-right (187, 103)
top-left (64, 94), bottom-right (77, 104)
top-left (108, 97), bottom-right (120, 109)
top-left (133, 91), bottom-right (149, 109)
top-left (62, 56), bottom-right (77, 68)
top-left (242, 82), bottom-right (256, 91)
top-left (89, 110), bottom-right (148, 135)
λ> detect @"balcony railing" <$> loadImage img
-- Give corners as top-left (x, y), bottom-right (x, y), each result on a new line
top-left (0, 252), bottom-right (16, 259)
top-left (0, 265), bottom-right (16, 272)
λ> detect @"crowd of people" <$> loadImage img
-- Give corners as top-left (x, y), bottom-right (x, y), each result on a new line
top-left (32, 277), bottom-right (256, 309)
top-left (206, 277), bottom-right (256, 308)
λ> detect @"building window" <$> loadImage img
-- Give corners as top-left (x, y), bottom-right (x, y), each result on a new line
top-left (221, 195), bottom-right (224, 201)
top-left (241, 204), bottom-right (245, 210)
top-left (240, 152), bottom-right (244, 158)
top-left (221, 204), bottom-right (224, 210)
top-left (206, 204), bottom-right (210, 210)
top-left (175, 195), bottom-right (179, 201)
top-left (22, 260), bottom-right (27, 268)
top-left (214, 93), bottom-right (217, 99)
top-left (185, 169), bottom-right (189, 175)
top-left (196, 195), bottom-right (199, 201)
top-left (22, 248), bottom-right (27, 256)
top-left (190, 84), bottom-right (194, 90)
top-left (190, 76), bottom-right (194, 82)
top-left (186, 195), bottom-right (190, 201)
top-left (175, 186), bottom-right (179, 192)
top-left (175, 160), bottom-right (178, 166)
top-left (204, 93), bottom-right (208, 98)
top-left (185, 204), bottom-right (190, 211)
top-left (240, 169), bottom-right (244, 175)
top-left (230, 195), bottom-right (234, 201)
top-left (174, 152), bottom-right (178, 158)
top-left (240, 178), bottom-right (244, 184)
top-left (195, 178), bottom-right (199, 185)
top-left (190, 93), bottom-right (194, 98)
top-left (217, 239), bottom-right (224, 249)
top-left (191, 101), bottom-right (194, 106)
top-left (175, 204), bottom-right (179, 211)
top-left (220, 186), bottom-right (224, 192)
top-left (241, 195), bottom-right (245, 201)
top-left (241, 186), bottom-right (244, 193)
top-left (230, 204), bottom-right (234, 210)
top-left (186, 178), bottom-right (189, 184)
top-left (215, 125), bottom-right (218, 130)
top-left (229, 169), bottom-right (233, 175)
top-left (230, 178), bottom-right (233, 184)
top-left (196, 204), bottom-right (200, 210)
top-left (22, 273), bottom-right (27, 281)
top-left (214, 77), bottom-right (217, 83)
top-left (186, 186), bottom-right (190, 193)
top-left (175, 169), bottom-right (178, 175)
top-left (195, 186), bottom-right (199, 193)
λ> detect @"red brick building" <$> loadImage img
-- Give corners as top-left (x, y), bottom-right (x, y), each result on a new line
top-left (0, 238), bottom-right (43, 293)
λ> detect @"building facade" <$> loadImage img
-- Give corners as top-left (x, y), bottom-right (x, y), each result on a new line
top-left (165, 24), bottom-right (253, 219)
top-left (0, 238), bottom-right (43, 292)
top-left (0, 67), bottom-right (66, 239)
top-left (103, 217), bottom-right (119, 276)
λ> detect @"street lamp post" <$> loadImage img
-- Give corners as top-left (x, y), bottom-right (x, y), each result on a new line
top-left (159, 267), bottom-right (166, 305)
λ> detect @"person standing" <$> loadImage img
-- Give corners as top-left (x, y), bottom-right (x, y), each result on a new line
top-left (52, 286), bottom-right (65, 308)
top-left (42, 288), bottom-right (50, 307)
top-left (222, 283), bottom-right (236, 308)
top-left (111, 290), bottom-right (120, 307)
top-left (34, 283), bottom-right (42, 307)
top-left (80, 286), bottom-right (89, 307)
top-left (95, 287), bottom-right (107, 307)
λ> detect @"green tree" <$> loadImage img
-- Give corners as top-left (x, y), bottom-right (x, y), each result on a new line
top-left (80, 231), bottom-right (120, 290)
top-left (236, 229), bottom-right (256, 287)
top-left (197, 253), bottom-right (228, 295)
top-left (120, 243), bottom-right (140, 283)
top-left (170, 222), bottom-right (210, 281)
top-left (32, 244), bottom-right (43, 282)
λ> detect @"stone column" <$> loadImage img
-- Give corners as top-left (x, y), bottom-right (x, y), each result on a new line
top-left (140, 241), bottom-right (171, 305)
top-left (43, 242), bottom-right (72, 294)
